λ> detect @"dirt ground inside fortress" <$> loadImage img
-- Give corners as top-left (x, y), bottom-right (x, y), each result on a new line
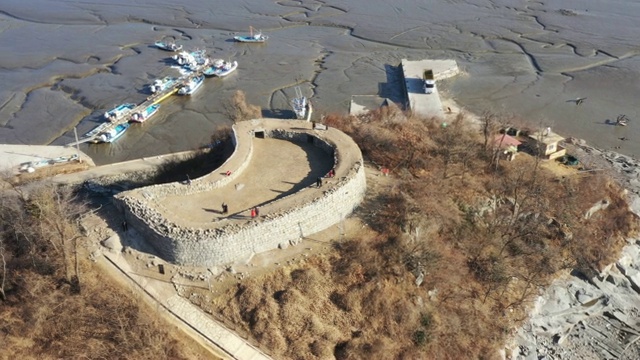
top-left (158, 137), bottom-right (334, 225)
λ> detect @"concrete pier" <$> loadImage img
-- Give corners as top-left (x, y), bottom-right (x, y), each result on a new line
top-left (400, 59), bottom-right (459, 118)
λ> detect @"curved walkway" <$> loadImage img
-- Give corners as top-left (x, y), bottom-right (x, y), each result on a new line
top-left (101, 249), bottom-right (271, 360)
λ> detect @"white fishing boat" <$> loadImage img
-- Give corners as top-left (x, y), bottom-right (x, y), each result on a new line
top-left (104, 103), bottom-right (135, 121)
top-left (173, 49), bottom-right (209, 71)
top-left (291, 86), bottom-right (312, 121)
top-left (83, 122), bottom-right (111, 139)
top-left (195, 50), bottom-right (210, 70)
top-left (149, 76), bottom-right (177, 94)
top-left (172, 51), bottom-right (191, 66)
top-left (204, 59), bottom-right (238, 77)
top-left (131, 104), bottom-right (161, 123)
top-left (234, 26), bottom-right (268, 43)
top-left (178, 75), bottom-right (205, 95)
top-left (98, 123), bottom-right (130, 143)
top-left (155, 41), bottom-right (183, 52)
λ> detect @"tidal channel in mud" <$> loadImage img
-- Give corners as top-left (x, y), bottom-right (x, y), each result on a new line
top-left (1, 1), bottom-right (639, 164)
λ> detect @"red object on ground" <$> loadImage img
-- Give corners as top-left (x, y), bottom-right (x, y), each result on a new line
top-left (225, 170), bottom-right (232, 176)
top-left (250, 208), bottom-right (256, 218)
top-left (381, 168), bottom-right (390, 176)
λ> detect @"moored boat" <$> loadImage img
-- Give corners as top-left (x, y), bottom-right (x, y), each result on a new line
top-left (204, 59), bottom-right (238, 77)
top-left (178, 75), bottom-right (205, 95)
top-left (234, 26), bottom-right (268, 43)
top-left (131, 104), bottom-right (161, 123)
top-left (149, 77), bottom-right (177, 94)
top-left (155, 41), bottom-right (183, 52)
top-left (188, 49), bottom-right (210, 71)
top-left (202, 63), bottom-right (219, 77)
top-left (83, 122), bottom-right (111, 140)
top-left (104, 103), bottom-right (135, 121)
top-left (98, 123), bottom-right (130, 143)
top-left (172, 51), bottom-right (192, 66)
top-left (291, 86), bottom-right (312, 121)
top-left (173, 49), bottom-right (209, 70)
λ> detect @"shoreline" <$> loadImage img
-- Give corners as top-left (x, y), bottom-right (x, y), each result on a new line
top-left (436, 89), bottom-right (640, 358)
top-left (506, 140), bottom-right (640, 359)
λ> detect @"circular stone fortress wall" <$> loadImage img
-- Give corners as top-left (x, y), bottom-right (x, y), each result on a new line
top-left (114, 119), bottom-right (366, 268)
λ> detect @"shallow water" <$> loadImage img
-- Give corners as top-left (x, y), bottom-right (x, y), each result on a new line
top-left (1, 0), bottom-right (639, 164)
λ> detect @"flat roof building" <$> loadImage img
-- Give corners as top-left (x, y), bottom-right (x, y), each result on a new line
top-left (527, 128), bottom-right (566, 160)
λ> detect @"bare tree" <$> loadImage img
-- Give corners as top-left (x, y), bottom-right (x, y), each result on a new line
top-left (27, 185), bottom-right (87, 286)
top-left (430, 114), bottom-right (479, 179)
top-left (481, 110), bottom-right (500, 154)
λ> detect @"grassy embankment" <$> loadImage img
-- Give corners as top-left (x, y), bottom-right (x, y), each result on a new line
top-left (207, 108), bottom-right (637, 359)
top-left (0, 143), bottom-right (238, 359)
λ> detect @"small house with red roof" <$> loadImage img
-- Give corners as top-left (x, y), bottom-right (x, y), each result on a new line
top-left (494, 134), bottom-right (522, 161)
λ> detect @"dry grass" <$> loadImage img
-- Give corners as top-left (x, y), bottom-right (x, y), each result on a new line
top-left (0, 185), bottom-right (209, 359)
top-left (224, 90), bottom-right (262, 123)
top-left (206, 110), bottom-right (638, 359)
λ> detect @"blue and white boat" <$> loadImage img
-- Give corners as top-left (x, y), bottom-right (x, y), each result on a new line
top-left (104, 103), bottom-right (135, 120)
top-left (178, 75), bottom-right (205, 95)
top-left (98, 123), bottom-right (130, 143)
top-left (234, 27), bottom-right (268, 43)
top-left (149, 77), bottom-right (177, 94)
top-left (203, 60), bottom-right (238, 77)
top-left (130, 104), bottom-right (161, 123)
top-left (202, 64), bottom-right (217, 77)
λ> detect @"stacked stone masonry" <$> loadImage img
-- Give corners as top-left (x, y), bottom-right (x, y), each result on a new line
top-left (115, 119), bottom-right (366, 268)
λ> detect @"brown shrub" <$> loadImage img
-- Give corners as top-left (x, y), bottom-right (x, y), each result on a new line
top-left (224, 90), bottom-right (262, 123)
top-left (0, 185), bottom-right (205, 359)
top-left (210, 111), bottom-right (638, 359)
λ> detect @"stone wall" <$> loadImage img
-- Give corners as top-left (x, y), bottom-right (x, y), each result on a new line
top-left (126, 126), bottom-right (253, 197)
top-left (115, 119), bottom-right (366, 268)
